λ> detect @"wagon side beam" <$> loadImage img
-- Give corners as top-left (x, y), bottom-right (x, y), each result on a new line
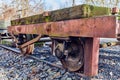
top-left (8, 16), bottom-right (119, 38)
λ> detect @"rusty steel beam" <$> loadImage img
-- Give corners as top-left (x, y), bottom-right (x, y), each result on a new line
top-left (19, 35), bottom-right (41, 49)
top-left (8, 16), bottom-right (118, 38)
top-left (84, 38), bottom-right (100, 76)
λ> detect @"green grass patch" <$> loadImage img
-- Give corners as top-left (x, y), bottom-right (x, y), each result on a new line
top-left (1, 40), bottom-right (12, 46)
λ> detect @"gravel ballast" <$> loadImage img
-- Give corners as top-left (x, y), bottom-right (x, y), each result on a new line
top-left (0, 39), bottom-right (120, 80)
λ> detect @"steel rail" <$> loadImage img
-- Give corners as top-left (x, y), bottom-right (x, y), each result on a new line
top-left (0, 45), bottom-right (21, 54)
top-left (0, 45), bottom-right (62, 69)
top-left (0, 45), bottom-right (86, 77)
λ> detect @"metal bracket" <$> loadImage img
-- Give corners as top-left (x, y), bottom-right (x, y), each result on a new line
top-left (19, 34), bottom-right (41, 49)
top-left (84, 37), bottom-right (100, 76)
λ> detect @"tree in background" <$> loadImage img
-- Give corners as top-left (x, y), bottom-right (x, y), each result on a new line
top-left (0, 0), bottom-right (120, 20)
top-left (11, 0), bottom-right (44, 18)
top-left (80, 0), bottom-right (120, 7)
top-left (0, 0), bottom-right (45, 20)
top-left (61, 0), bottom-right (120, 8)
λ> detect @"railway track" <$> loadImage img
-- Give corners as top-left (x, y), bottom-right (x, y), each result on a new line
top-left (0, 44), bottom-right (86, 77)
top-left (0, 38), bottom-right (120, 78)
top-left (0, 39), bottom-right (120, 79)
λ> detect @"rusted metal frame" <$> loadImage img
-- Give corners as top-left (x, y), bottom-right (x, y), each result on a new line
top-left (84, 37), bottom-right (100, 76)
top-left (7, 16), bottom-right (118, 77)
top-left (8, 16), bottom-right (118, 38)
top-left (19, 34), bottom-right (41, 49)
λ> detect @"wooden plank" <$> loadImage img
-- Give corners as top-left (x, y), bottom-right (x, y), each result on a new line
top-left (84, 38), bottom-right (100, 76)
top-left (8, 16), bottom-right (118, 38)
top-left (11, 4), bottom-right (110, 26)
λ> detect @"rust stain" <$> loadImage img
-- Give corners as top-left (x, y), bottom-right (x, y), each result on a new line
top-left (8, 16), bottom-right (118, 38)
top-left (17, 27), bottom-right (21, 32)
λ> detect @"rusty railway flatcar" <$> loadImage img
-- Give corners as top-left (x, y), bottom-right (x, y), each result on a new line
top-left (7, 4), bottom-right (120, 76)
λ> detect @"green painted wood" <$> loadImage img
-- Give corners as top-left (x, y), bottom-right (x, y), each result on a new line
top-left (11, 4), bottom-right (111, 26)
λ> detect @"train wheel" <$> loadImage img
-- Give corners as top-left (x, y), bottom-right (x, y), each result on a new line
top-left (20, 44), bottom-right (34, 55)
top-left (54, 38), bottom-right (84, 71)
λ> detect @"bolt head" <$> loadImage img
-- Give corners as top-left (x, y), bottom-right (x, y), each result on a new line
top-left (112, 7), bottom-right (119, 14)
